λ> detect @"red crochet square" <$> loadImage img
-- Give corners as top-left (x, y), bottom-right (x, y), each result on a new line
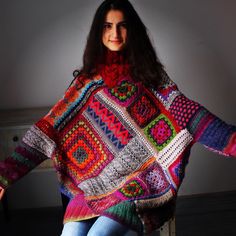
top-left (127, 92), bottom-right (160, 128)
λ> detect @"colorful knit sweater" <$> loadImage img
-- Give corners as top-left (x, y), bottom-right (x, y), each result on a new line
top-left (0, 68), bottom-right (236, 235)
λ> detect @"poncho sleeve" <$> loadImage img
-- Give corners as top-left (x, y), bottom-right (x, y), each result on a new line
top-left (169, 92), bottom-right (236, 157)
top-left (0, 77), bottom-right (79, 189)
top-left (0, 75), bottom-right (103, 189)
top-left (191, 106), bottom-right (236, 157)
top-left (0, 119), bottom-right (57, 189)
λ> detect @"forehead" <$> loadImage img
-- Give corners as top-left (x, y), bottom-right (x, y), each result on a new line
top-left (104, 10), bottom-right (125, 23)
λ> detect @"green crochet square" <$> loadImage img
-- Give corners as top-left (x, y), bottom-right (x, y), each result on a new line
top-left (144, 114), bottom-right (176, 151)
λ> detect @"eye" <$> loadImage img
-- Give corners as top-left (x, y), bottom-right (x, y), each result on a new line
top-left (103, 23), bottom-right (112, 30)
top-left (118, 22), bottom-right (127, 29)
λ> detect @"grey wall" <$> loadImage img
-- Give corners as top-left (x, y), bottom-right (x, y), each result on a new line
top-left (0, 0), bottom-right (236, 203)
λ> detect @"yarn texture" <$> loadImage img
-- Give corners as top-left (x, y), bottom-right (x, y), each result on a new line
top-left (0, 63), bottom-right (235, 234)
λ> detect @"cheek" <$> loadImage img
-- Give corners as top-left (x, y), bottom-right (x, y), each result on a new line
top-left (102, 33), bottom-right (107, 44)
top-left (104, 31), bottom-right (111, 40)
top-left (122, 30), bottom-right (127, 42)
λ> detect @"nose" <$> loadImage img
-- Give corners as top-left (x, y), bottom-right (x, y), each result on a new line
top-left (112, 25), bottom-right (120, 38)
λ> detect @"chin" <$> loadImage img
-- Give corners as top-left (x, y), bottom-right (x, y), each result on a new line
top-left (108, 45), bottom-right (124, 51)
top-left (109, 48), bottom-right (122, 51)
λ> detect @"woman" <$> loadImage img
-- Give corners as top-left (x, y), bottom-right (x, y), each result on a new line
top-left (0, 0), bottom-right (236, 235)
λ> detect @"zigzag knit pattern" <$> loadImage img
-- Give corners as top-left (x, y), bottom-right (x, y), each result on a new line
top-left (0, 73), bottom-right (235, 235)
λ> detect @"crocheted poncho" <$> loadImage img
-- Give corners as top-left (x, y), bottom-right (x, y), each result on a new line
top-left (0, 55), bottom-right (236, 234)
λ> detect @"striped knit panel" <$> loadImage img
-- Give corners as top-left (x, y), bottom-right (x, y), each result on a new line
top-left (169, 94), bottom-right (236, 157)
top-left (0, 119), bottom-right (56, 189)
top-left (196, 116), bottom-right (236, 156)
top-left (44, 76), bottom-right (104, 131)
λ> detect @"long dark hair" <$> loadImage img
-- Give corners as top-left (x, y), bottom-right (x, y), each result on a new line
top-left (76, 0), bottom-right (164, 88)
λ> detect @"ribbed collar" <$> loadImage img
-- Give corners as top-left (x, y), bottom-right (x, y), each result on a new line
top-left (97, 50), bottom-right (131, 88)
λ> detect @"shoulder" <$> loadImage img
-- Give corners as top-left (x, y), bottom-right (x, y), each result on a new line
top-left (44, 74), bottom-right (104, 128)
top-left (67, 74), bottom-right (103, 91)
top-left (150, 70), bottom-right (181, 109)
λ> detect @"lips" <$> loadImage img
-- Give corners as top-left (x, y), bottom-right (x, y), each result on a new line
top-left (110, 40), bottom-right (122, 43)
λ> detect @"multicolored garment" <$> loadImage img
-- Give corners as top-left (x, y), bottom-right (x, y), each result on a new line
top-left (0, 67), bottom-right (235, 235)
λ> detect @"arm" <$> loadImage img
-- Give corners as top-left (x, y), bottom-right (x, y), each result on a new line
top-left (0, 75), bottom-right (103, 190)
top-left (0, 119), bottom-right (56, 189)
top-left (192, 108), bottom-right (236, 157)
top-left (169, 93), bottom-right (236, 157)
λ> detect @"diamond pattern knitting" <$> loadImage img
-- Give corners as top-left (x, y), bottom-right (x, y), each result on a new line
top-left (170, 94), bottom-right (200, 129)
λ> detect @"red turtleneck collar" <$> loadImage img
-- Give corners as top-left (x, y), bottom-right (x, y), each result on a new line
top-left (97, 50), bottom-right (131, 88)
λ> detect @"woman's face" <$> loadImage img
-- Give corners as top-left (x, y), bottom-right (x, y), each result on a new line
top-left (102, 10), bottom-right (127, 51)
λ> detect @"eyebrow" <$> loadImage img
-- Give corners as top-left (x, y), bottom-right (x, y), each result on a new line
top-left (104, 21), bottom-right (127, 25)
